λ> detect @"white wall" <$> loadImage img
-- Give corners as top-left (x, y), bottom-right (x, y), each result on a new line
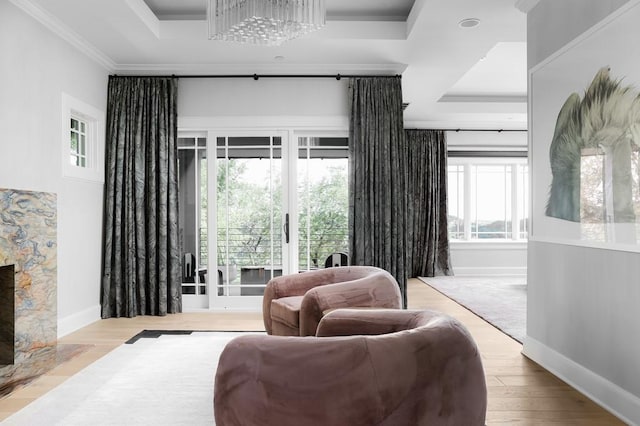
top-left (178, 77), bottom-right (349, 126)
top-left (0, 2), bottom-right (109, 336)
top-left (524, 1), bottom-right (640, 423)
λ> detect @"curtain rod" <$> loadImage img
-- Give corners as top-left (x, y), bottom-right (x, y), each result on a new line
top-left (110, 74), bottom-right (401, 80)
top-left (407, 128), bottom-right (527, 133)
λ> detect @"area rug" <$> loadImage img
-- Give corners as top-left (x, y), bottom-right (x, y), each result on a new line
top-left (2, 331), bottom-right (253, 426)
top-left (419, 276), bottom-right (526, 343)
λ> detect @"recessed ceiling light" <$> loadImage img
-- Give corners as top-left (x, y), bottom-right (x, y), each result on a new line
top-left (458, 18), bottom-right (480, 28)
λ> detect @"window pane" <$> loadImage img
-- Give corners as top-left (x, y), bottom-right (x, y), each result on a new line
top-left (80, 135), bottom-right (86, 155)
top-left (518, 164), bottom-right (529, 239)
top-left (70, 132), bottom-right (78, 152)
top-left (447, 165), bottom-right (464, 239)
top-left (178, 140), bottom-right (208, 295)
top-left (297, 136), bottom-right (349, 271)
top-left (80, 121), bottom-right (86, 133)
top-left (471, 165), bottom-right (511, 239)
top-left (71, 118), bottom-right (78, 130)
top-left (216, 136), bottom-right (283, 296)
top-left (178, 137), bottom-right (196, 148)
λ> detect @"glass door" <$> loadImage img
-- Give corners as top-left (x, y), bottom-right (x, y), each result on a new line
top-left (178, 135), bottom-right (208, 309)
top-left (297, 136), bottom-right (349, 271)
top-left (177, 130), bottom-right (350, 311)
top-left (211, 132), bottom-right (288, 310)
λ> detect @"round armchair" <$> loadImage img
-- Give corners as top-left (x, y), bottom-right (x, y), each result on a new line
top-left (262, 266), bottom-right (402, 336)
top-left (215, 309), bottom-right (487, 426)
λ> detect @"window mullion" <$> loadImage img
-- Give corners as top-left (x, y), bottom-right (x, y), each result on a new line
top-left (464, 163), bottom-right (472, 240)
top-left (511, 164), bottom-right (519, 240)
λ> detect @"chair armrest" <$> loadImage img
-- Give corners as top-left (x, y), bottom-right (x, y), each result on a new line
top-left (299, 272), bottom-right (402, 336)
top-left (262, 268), bottom-right (348, 334)
top-left (316, 309), bottom-right (437, 337)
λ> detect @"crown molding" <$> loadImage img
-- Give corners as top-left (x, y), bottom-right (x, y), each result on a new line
top-left (515, 0), bottom-right (541, 13)
top-left (8, 0), bottom-right (116, 71)
top-left (112, 62), bottom-right (408, 76)
top-left (439, 94), bottom-right (528, 104)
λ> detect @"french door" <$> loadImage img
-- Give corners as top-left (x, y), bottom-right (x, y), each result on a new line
top-left (211, 131), bottom-right (288, 310)
top-left (178, 130), bottom-right (349, 311)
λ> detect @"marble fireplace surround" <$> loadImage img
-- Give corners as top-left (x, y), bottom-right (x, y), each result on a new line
top-left (0, 188), bottom-right (57, 392)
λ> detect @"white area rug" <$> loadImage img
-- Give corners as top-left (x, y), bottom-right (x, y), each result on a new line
top-left (419, 276), bottom-right (526, 343)
top-left (3, 332), bottom-right (250, 426)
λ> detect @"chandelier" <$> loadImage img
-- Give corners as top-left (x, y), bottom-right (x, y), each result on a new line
top-left (208, 0), bottom-right (326, 46)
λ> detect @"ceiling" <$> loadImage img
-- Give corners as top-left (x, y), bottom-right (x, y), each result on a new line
top-left (16, 0), bottom-right (528, 129)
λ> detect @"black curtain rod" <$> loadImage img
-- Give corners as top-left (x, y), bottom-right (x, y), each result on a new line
top-left (110, 73), bottom-right (401, 80)
top-left (407, 128), bottom-right (527, 133)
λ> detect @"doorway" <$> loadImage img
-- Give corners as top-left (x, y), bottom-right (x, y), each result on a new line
top-left (178, 130), bottom-right (349, 311)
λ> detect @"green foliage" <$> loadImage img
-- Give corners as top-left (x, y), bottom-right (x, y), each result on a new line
top-left (298, 164), bottom-right (348, 268)
top-left (214, 158), bottom-right (348, 269)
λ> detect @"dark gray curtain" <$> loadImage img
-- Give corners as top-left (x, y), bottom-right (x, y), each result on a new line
top-left (405, 129), bottom-right (453, 277)
top-left (348, 76), bottom-right (409, 307)
top-left (101, 76), bottom-right (181, 318)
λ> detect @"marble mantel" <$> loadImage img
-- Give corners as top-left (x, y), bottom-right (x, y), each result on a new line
top-left (0, 188), bottom-right (57, 392)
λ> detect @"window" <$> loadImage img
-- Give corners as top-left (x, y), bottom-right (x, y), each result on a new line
top-left (61, 93), bottom-right (104, 182)
top-left (70, 117), bottom-right (88, 167)
top-left (448, 158), bottom-right (528, 241)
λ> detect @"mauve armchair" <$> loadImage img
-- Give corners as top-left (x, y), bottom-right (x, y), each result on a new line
top-left (262, 266), bottom-right (402, 336)
top-left (214, 309), bottom-right (487, 426)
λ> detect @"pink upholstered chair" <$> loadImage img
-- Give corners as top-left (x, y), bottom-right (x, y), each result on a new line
top-left (262, 266), bottom-right (402, 336)
top-left (214, 309), bottom-right (487, 426)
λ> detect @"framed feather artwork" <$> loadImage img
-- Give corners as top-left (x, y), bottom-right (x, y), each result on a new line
top-left (530, 1), bottom-right (640, 251)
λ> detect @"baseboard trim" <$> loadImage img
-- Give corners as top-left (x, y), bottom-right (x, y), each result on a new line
top-left (452, 266), bottom-right (527, 276)
top-left (58, 305), bottom-right (101, 338)
top-left (523, 336), bottom-right (640, 424)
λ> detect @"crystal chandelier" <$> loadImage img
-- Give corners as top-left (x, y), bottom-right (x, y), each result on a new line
top-left (208, 0), bottom-right (326, 46)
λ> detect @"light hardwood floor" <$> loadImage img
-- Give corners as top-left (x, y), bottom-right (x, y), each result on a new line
top-left (0, 278), bottom-right (626, 424)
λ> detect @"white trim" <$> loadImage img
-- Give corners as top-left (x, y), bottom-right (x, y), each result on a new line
top-left (522, 336), bottom-right (640, 424)
top-left (115, 62), bottom-right (406, 75)
top-left (439, 95), bottom-right (528, 104)
top-left (179, 115), bottom-right (348, 131)
top-left (528, 236), bottom-right (640, 254)
top-left (451, 266), bottom-right (527, 277)
top-left (450, 240), bottom-right (527, 250)
top-left (514, 0), bottom-right (540, 14)
top-left (57, 305), bottom-right (101, 338)
top-left (8, 0), bottom-right (115, 71)
top-left (182, 295), bottom-right (209, 311)
top-left (125, 0), bottom-right (160, 38)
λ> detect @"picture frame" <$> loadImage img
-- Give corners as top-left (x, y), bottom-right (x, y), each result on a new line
top-left (529, 1), bottom-right (640, 252)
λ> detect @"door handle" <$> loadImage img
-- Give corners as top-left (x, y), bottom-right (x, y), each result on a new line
top-left (284, 213), bottom-right (290, 244)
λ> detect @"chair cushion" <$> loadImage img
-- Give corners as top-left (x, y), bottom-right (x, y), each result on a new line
top-left (270, 296), bottom-right (304, 329)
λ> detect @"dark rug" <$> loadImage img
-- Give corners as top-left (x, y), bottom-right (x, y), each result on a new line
top-left (419, 276), bottom-right (526, 343)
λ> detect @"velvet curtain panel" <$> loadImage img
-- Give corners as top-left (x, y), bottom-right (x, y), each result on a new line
top-left (348, 76), bottom-right (409, 307)
top-left (405, 129), bottom-right (453, 277)
top-left (101, 76), bottom-right (181, 318)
